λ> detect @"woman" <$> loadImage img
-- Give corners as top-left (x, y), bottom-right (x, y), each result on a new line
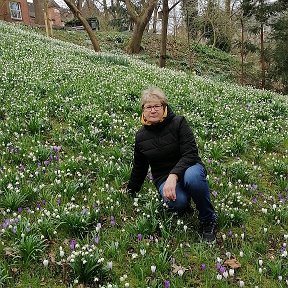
top-left (127, 87), bottom-right (217, 243)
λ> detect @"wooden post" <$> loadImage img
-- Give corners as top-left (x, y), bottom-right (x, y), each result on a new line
top-left (44, 11), bottom-right (49, 37)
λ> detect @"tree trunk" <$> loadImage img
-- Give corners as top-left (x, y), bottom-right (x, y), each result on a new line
top-left (127, 22), bottom-right (147, 53)
top-left (225, 0), bottom-right (231, 17)
top-left (63, 0), bottom-right (100, 52)
top-left (183, 0), bottom-right (198, 40)
top-left (152, 4), bottom-right (159, 33)
top-left (125, 0), bottom-right (157, 54)
top-left (240, 18), bottom-right (244, 86)
top-left (33, 0), bottom-right (45, 25)
top-left (159, 0), bottom-right (169, 67)
top-left (260, 23), bottom-right (265, 89)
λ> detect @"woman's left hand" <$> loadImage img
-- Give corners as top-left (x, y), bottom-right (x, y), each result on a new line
top-left (163, 174), bottom-right (178, 201)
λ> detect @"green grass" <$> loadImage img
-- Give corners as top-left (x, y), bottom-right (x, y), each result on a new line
top-left (0, 20), bottom-right (287, 287)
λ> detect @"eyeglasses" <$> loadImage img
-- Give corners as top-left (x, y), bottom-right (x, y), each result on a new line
top-left (143, 104), bottom-right (163, 111)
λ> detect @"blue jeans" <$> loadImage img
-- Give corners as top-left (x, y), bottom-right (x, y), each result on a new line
top-left (159, 163), bottom-right (216, 223)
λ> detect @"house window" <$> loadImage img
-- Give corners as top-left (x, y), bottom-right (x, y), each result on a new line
top-left (9, 2), bottom-right (22, 20)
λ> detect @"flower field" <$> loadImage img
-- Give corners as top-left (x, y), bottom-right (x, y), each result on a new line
top-left (0, 21), bottom-right (287, 287)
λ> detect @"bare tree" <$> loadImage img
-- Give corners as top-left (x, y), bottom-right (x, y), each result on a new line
top-left (159, 0), bottom-right (180, 67)
top-left (34, 0), bottom-right (45, 25)
top-left (63, 0), bottom-right (101, 52)
top-left (124, 0), bottom-right (158, 53)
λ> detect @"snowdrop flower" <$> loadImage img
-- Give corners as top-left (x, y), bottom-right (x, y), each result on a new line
top-left (258, 259), bottom-right (263, 266)
top-left (132, 253), bottom-right (138, 259)
top-left (124, 283), bottom-right (130, 287)
top-left (263, 227), bottom-right (268, 233)
top-left (216, 274), bottom-right (223, 280)
top-left (151, 265), bottom-right (156, 273)
top-left (239, 280), bottom-right (245, 287)
top-left (229, 269), bottom-right (234, 277)
top-left (223, 271), bottom-right (229, 278)
top-left (183, 225), bottom-right (188, 232)
top-left (284, 235), bottom-right (288, 240)
top-left (140, 249), bottom-right (146, 256)
top-left (259, 268), bottom-right (262, 274)
top-left (261, 208), bottom-right (267, 214)
top-left (107, 261), bottom-right (113, 270)
top-left (226, 251), bottom-right (231, 259)
top-left (178, 269), bottom-right (184, 276)
top-left (43, 259), bottom-right (49, 267)
top-left (278, 275), bottom-right (282, 281)
top-left (239, 251), bottom-right (244, 257)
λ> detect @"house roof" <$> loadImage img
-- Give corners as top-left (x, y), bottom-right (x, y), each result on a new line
top-left (48, 0), bottom-right (61, 9)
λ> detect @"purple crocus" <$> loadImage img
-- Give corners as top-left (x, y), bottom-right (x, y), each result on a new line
top-left (137, 234), bottom-right (143, 241)
top-left (110, 216), bottom-right (116, 226)
top-left (70, 239), bottom-right (77, 250)
top-left (52, 145), bottom-right (62, 152)
top-left (94, 236), bottom-right (100, 244)
top-left (219, 265), bottom-right (226, 274)
top-left (164, 280), bottom-right (170, 288)
top-left (200, 263), bottom-right (206, 271)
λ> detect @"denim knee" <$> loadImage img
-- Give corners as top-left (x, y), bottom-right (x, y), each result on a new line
top-left (183, 163), bottom-right (207, 189)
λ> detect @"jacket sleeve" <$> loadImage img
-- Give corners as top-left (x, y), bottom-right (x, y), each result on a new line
top-left (127, 139), bottom-right (149, 196)
top-left (169, 117), bottom-right (202, 179)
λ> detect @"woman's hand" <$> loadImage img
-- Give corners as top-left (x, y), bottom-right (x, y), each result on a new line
top-left (163, 174), bottom-right (178, 201)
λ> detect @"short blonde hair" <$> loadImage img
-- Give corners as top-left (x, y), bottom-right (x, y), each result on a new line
top-left (141, 87), bottom-right (168, 107)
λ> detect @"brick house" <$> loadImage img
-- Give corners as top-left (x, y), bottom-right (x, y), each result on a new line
top-left (0, 0), bottom-right (64, 27)
top-left (0, 0), bottom-right (31, 25)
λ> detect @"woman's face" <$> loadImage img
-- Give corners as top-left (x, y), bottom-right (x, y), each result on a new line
top-left (143, 101), bottom-right (164, 124)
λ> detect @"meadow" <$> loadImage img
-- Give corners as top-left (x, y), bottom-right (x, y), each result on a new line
top-left (0, 21), bottom-right (287, 287)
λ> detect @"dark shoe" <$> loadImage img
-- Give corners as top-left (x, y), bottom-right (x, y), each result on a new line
top-left (201, 220), bottom-right (217, 243)
top-left (178, 205), bottom-right (194, 216)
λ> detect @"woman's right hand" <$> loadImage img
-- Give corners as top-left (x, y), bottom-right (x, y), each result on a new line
top-left (163, 174), bottom-right (178, 201)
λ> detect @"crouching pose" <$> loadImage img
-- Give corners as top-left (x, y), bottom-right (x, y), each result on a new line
top-left (127, 87), bottom-right (217, 243)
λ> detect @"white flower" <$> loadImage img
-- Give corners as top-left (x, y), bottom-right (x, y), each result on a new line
top-left (239, 280), bottom-right (245, 287)
top-left (107, 261), bottom-right (113, 270)
top-left (140, 249), bottom-right (146, 256)
top-left (239, 251), bottom-right (244, 257)
top-left (281, 250), bottom-right (287, 257)
top-left (132, 253), bottom-right (138, 259)
top-left (178, 269), bottom-right (184, 276)
top-left (278, 275), bottom-right (282, 281)
top-left (60, 250), bottom-right (65, 257)
top-left (151, 265), bottom-right (156, 273)
top-left (223, 271), bottom-right (229, 278)
top-left (258, 259), bottom-right (263, 266)
top-left (226, 251), bottom-right (231, 259)
top-left (43, 259), bottom-right (49, 267)
top-left (216, 274), bottom-right (223, 280)
top-left (229, 269), bottom-right (235, 277)
top-left (263, 227), bottom-right (268, 233)
top-left (259, 268), bottom-right (262, 274)
top-left (124, 283), bottom-right (130, 287)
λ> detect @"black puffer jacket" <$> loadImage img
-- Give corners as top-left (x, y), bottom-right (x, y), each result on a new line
top-left (127, 106), bottom-right (204, 194)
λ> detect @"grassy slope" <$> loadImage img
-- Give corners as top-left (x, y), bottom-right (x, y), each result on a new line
top-left (0, 21), bottom-right (287, 287)
top-left (35, 27), bottom-right (244, 84)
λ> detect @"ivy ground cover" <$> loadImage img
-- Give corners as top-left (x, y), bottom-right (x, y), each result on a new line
top-left (0, 21), bottom-right (287, 287)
